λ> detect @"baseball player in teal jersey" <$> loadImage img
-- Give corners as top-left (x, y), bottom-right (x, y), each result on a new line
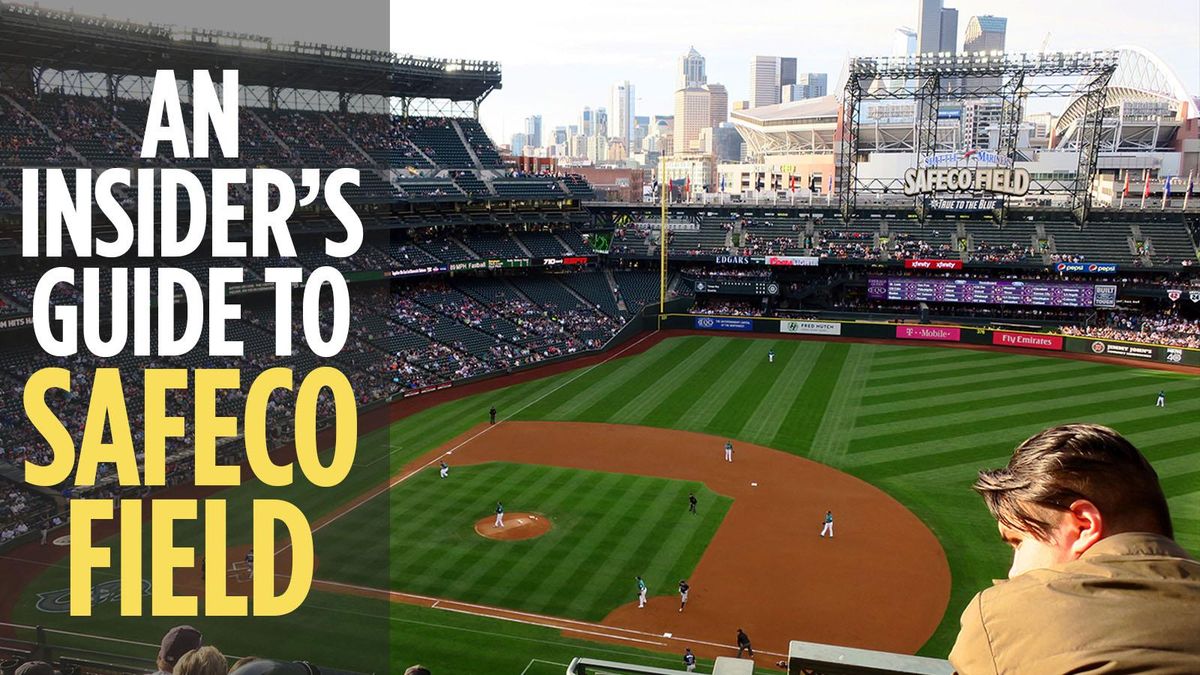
top-left (724, 441), bottom-right (733, 462)
top-left (1156, 390), bottom-right (1166, 407)
top-left (494, 501), bottom-right (504, 528)
top-left (820, 510), bottom-right (834, 538)
top-left (636, 576), bottom-right (648, 608)
top-left (768, 348), bottom-right (775, 363)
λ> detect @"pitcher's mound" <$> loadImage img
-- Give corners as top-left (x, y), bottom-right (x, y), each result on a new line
top-left (475, 512), bottom-right (552, 541)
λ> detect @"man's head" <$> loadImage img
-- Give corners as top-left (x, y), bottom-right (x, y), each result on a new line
top-left (975, 423), bottom-right (1172, 578)
top-left (157, 625), bottom-right (203, 673)
top-left (404, 667), bottom-right (431, 675)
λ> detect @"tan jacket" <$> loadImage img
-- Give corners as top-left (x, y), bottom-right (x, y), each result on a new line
top-left (950, 532), bottom-right (1200, 674)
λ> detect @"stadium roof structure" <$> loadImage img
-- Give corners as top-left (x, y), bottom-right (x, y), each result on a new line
top-left (1059, 45), bottom-right (1199, 129)
top-left (0, 1), bottom-right (502, 102)
top-left (731, 96), bottom-right (840, 155)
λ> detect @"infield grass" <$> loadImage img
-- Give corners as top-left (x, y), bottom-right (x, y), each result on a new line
top-left (319, 462), bottom-right (732, 620)
top-left (13, 334), bottom-right (1200, 673)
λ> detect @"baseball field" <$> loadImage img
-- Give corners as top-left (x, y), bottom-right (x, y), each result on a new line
top-left (4, 332), bottom-right (1199, 674)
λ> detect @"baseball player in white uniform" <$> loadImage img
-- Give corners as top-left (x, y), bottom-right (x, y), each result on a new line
top-left (724, 441), bottom-right (734, 462)
top-left (494, 502), bottom-right (504, 528)
top-left (820, 510), bottom-right (834, 538)
top-left (439, 461), bottom-right (449, 479)
top-left (636, 576), bottom-right (648, 608)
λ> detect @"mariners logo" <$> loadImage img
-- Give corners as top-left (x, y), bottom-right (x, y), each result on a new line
top-left (1091, 341), bottom-right (1106, 354)
top-left (696, 317), bottom-right (715, 328)
top-left (1168, 289), bottom-right (1182, 302)
top-left (36, 579), bottom-right (150, 614)
top-left (1167, 348), bottom-right (1183, 363)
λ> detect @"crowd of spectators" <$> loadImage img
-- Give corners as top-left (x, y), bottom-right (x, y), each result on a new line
top-left (1062, 310), bottom-right (1200, 348)
top-left (891, 232), bottom-right (955, 259)
top-left (973, 240), bottom-right (1033, 263)
top-left (815, 229), bottom-right (880, 260)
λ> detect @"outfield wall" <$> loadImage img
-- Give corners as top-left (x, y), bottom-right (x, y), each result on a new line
top-left (669, 315), bottom-right (1200, 368)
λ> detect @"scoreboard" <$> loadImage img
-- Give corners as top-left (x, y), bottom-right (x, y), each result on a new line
top-left (693, 278), bottom-right (780, 296)
top-left (868, 277), bottom-right (1117, 308)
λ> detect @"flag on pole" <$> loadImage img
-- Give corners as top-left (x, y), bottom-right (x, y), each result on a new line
top-left (826, 174), bottom-right (833, 205)
top-left (1162, 176), bottom-right (1172, 210)
top-left (1120, 170), bottom-right (1129, 209)
top-left (1140, 169), bottom-right (1150, 209)
top-left (719, 174), bottom-right (725, 192)
top-left (1184, 171), bottom-right (1194, 210)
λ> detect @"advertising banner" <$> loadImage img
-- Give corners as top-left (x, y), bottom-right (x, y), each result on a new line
top-left (780, 320), bottom-right (842, 336)
top-left (693, 316), bottom-right (754, 331)
top-left (764, 255), bottom-right (820, 267)
top-left (992, 331), bottom-right (1063, 351)
top-left (904, 259), bottom-right (963, 270)
top-left (895, 325), bottom-right (961, 342)
top-left (1054, 262), bottom-right (1118, 274)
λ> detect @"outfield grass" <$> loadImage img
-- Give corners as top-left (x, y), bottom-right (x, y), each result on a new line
top-left (318, 462), bottom-right (732, 620)
top-left (15, 334), bottom-right (1200, 673)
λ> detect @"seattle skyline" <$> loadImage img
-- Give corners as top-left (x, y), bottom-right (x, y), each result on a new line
top-left (390, 0), bottom-right (1200, 146)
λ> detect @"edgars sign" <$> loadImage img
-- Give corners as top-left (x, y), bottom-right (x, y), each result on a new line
top-left (902, 167), bottom-right (1030, 197)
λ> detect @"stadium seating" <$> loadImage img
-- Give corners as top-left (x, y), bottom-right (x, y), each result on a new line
top-left (1139, 222), bottom-right (1198, 265)
top-left (1044, 222), bottom-right (1136, 263)
top-left (403, 118), bottom-right (476, 168)
top-left (457, 119), bottom-right (503, 168)
top-left (514, 230), bottom-right (570, 257)
top-left (560, 271), bottom-right (622, 318)
top-left (612, 269), bottom-right (662, 312)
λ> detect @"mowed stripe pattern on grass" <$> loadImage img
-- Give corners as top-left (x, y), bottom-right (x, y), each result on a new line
top-left (318, 462), bottom-right (731, 622)
top-left (323, 336), bottom-right (1199, 658)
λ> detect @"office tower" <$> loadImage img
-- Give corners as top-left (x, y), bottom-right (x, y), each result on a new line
top-left (580, 106), bottom-right (593, 137)
top-left (678, 46), bottom-right (706, 89)
top-left (917, 0), bottom-right (958, 53)
top-left (524, 115), bottom-right (542, 148)
top-left (703, 83), bottom-right (728, 127)
top-left (779, 57), bottom-right (797, 88)
top-left (750, 56), bottom-right (781, 108)
top-left (511, 132), bottom-right (527, 156)
top-left (963, 15), bottom-right (1006, 52)
top-left (610, 80), bottom-right (635, 142)
top-left (674, 87), bottom-right (711, 154)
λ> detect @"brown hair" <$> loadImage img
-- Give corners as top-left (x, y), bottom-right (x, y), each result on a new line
top-left (174, 646), bottom-right (227, 675)
top-left (974, 423), bottom-right (1173, 541)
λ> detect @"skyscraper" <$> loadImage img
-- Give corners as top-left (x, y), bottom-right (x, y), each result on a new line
top-left (580, 107), bottom-right (593, 137)
top-left (750, 56), bottom-right (781, 108)
top-left (674, 87), bottom-right (711, 154)
top-left (594, 107), bottom-right (608, 139)
top-left (703, 83), bottom-right (728, 128)
top-left (939, 8), bottom-right (958, 52)
top-left (917, 0), bottom-right (958, 53)
top-left (610, 81), bottom-right (636, 143)
top-left (511, 132), bottom-right (527, 156)
top-left (678, 47), bottom-right (706, 89)
top-left (964, 15), bottom-right (1007, 93)
top-left (963, 15), bottom-right (1007, 52)
top-left (779, 57), bottom-right (797, 88)
top-left (524, 115), bottom-right (542, 148)
top-left (893, 26), bottom-right (917, 56)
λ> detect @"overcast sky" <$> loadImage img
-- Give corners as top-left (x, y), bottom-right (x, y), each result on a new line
top-left (30, 0), bottom-right (1200, 147)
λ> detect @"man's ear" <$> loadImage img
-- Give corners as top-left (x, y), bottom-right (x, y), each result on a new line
top-left (1063, 499), bottom-right (1105, 557)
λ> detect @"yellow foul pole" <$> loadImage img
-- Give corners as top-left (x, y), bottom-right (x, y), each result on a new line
top-left (659, 154), bottom-right (668, 314)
